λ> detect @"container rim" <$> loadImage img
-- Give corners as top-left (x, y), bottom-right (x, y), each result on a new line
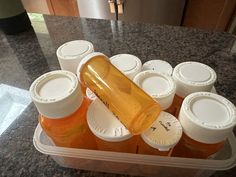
top-left (33, 124), bottom-right (236, 171)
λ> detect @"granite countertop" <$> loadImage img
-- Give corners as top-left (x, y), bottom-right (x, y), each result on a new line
top-left (0, 15), bottom-right (236, 177)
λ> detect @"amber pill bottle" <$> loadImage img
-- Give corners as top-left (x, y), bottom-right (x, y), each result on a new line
top-left (30, 70), bottom-right (96, 149)
top-left (172, 92), bottom-right (236, 159)
top-left (77, 52), bottom-right (161, 135)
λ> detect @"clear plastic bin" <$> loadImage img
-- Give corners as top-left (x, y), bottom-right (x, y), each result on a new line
top-left (33, 124), bottom-right (236, 177)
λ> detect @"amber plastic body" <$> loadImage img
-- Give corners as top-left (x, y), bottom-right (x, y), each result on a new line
top-left (170, 94), bottom-right (184, 117)
top-left (95, 136), bottom-right (138, 153)
top-left (79, 55), bottom-right (161, 134)
top-left (39, 98), bottom-right (97, 149)
top-left (172, 133), bottom-right (225, 159)
top-left (165, 105), bottom-right (176, 116)
top-left (137, 137), bottom-right (170, 156)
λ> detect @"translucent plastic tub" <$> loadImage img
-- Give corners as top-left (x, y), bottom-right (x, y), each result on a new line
top-left (33, 124), bottom-right (236, 177)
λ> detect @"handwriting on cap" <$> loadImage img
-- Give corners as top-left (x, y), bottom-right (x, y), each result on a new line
top-left (151, 121), bottom-right (171, 132)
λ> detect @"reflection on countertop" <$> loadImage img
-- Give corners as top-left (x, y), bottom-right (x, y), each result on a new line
top-left (0, 14), bottom-right (236, 177)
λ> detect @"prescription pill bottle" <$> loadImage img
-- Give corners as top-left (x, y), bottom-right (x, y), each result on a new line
top-left (172, 92), bottom-right (236, 159)
top-left (87, 99), bottom-right (137, 153)
top-left (77, 52), bottom-right (161, 135)
top-left (138, 111), bottom-right (182, 156)
top-left (30, 70), bottom-right (96, 149)
top-left (142, 60), bottom-right (173, 76)
top-left (172, 62), bottom-right (217, 117)
top-left (110, 54), bottom-right (142, 80)
top-left (133, 70), bottom-right (176, 115)
top-left (56, 40), bottom-right (94, 74)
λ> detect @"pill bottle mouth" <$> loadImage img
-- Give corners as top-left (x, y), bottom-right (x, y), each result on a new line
top-left (129, 103), bottom-right (161, 135)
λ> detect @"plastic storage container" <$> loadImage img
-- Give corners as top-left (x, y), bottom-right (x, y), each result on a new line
top-left (33, 123), bottom-right (236, 177)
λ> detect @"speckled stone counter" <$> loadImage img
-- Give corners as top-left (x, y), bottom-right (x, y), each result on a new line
top-left (0, 15), bottom-right (235, 177)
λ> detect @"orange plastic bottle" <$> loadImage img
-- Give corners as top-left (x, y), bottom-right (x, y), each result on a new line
top-left (30, 70), bottom-right (96, 149)
top-left (172, 92), bottom-right (236, 158)
top-left (133, 71), bottom-right (176, 115)
top-left (87, 99), bottom-right (137, 153)
top-left (172, 62), bottom-right (217, 117)
top-left (77, 52), bottom-right (161, 135)
top-left (137, 112), bottom-right (182, 156)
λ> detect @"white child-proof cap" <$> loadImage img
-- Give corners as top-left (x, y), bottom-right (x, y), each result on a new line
top-left (141, 111), bottom-right (182, 151)
top-left (142, 60), bottom-right (173, 76)
top-left (87, 98), bottom-right (132, 142)
top-left (179, 92), bottom-right (236, 144)
top-left (133, 70), bottom-right (176, 110)
top-left (57, 40), bottom-right (94, 74)
top-left (172, 61), bottom-right (217, 98)
top-left (110, 54), bottom-right (142, 79)
top-left (30, 70), bottom-right (83, 119)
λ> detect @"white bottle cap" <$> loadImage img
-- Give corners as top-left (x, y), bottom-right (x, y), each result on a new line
top-left (87, 99), bottom-right (132, 142)
top-left (141, 111), bottom-right (182, 151)
top-left (110, 54), bottom-right (142, 79)
top-left (172, 62), bottom-right (217, 98)
top-left (179, 92), bottom-right (236, 144)
top-left (57, 40), bottom-right (94, 74)
top-left (142, 60), bottom-right (173, 76)
top-left (76, 52), bottom-right (108, 82)
top-left (86, 88), bottom-right (97, 101)
top-left (30, 70), bottom-right (83, 119)
top-left (133, 71), bottom-right (176, 110)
